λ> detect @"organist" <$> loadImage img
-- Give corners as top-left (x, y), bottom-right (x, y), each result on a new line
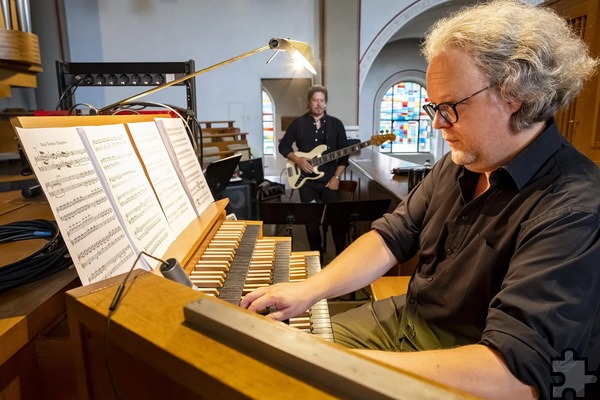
top-left (240, 1), bottom-right (600, 399)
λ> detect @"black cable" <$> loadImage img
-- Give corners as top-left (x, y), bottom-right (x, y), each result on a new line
top-left (55, 74), bottom-right (92, 111)
top-left (0, 220), bottom-right (72, 293)
top-left (278, 168), bottom-right (296, 202)
top-left (106, 101), bottom-right (201, 156)
top-left (105, 251), bottom-right (170, 400)
top-left (69, 102), bottom-right (100, 116)
top-left (55, 77), bottom-right (79, 110)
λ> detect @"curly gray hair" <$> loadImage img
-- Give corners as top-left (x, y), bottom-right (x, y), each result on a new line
top-left (422, 0), bottom-right (599, 132)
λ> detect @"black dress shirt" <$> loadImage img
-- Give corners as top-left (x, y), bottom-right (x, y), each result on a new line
top-left (372, 120), bottom-right (600, 399)
top-left (279, 112), bottom-right (348, 182)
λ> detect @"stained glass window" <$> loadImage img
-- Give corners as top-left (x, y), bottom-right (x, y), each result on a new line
top-left (262, 90), bottom-right (275, 155)
top-left (379, 82), bottom-right (432, 153)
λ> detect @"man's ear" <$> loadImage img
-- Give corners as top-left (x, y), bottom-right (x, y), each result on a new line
top-left (507, 100), bottom-right (523, 114)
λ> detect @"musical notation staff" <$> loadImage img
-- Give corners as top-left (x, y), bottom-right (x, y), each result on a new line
top-left (81, 124), bottom-right (173, 257)
top-left (127, 121), bottom-right (197, 237)
top-left (15, 125), bottom-right (141, 285)
top-left (156, 118), bottom-right (213, 213)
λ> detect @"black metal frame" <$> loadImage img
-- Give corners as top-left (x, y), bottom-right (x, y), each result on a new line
top-left (55, 60), bottom-right (197, 114)
top-left (55, 60), bottom-right (202, 157)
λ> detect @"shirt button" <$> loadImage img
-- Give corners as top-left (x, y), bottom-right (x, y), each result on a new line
top-left (461, 215), bottom-right (469, 221)
top-left (446, 248), bottom-right (453, 255)
top-left (427, 277), bottom-right (433, 282)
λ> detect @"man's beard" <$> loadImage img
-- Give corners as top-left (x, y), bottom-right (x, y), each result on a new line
top-left (450, 149), bottom-right (476, 166)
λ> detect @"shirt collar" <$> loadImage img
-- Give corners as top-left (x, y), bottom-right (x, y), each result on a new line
top-left (307, 111), bottom-right (327, 122)
top-left (499, 119), bottom-right (563, 190)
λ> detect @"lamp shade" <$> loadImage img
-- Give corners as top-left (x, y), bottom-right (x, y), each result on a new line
top-left (269, 38), bottom-right (317, 75)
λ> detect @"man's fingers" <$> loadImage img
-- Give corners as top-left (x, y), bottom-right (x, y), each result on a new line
top-left (239, 287), bottom-right (267, 309)
top-left (245, 294), bottom-right (277, 314)
top-left (298, 158), bottom-right (313, 173)
top-left (265, 309), bottom-right (287, 321)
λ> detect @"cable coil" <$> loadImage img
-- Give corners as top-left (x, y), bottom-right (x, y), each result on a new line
top-left (0, 219), bottom-right (72, 293)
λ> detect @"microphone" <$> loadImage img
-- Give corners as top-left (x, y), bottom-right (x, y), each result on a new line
top-left (109, 251), bottom-right (196, 312)
top-left (22, 184), bottom-right (42, 198)
top-left (160, 258), bottom-right (200, 291)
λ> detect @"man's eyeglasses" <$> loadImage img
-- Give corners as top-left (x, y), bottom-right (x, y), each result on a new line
top-left (422, 85), bottom-right (493, 124)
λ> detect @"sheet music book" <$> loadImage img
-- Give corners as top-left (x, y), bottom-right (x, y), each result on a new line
top-left (16, 126), bottom-right (140, 285)
top-left (78, 124), bottom-right (173, 257)
top-left (126, 121), bottom-right (197, 238)
top-left (15, 118), bottom-right (213, 286)
top-left (155, 117), bottom-right (214, 215)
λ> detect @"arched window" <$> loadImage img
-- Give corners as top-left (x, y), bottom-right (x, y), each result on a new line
top-left (379, 81), bottom-right (432, 153)
top-left (262, 90), bottom-right (275, 156)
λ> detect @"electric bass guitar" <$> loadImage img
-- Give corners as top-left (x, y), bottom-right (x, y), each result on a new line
top-left (286, 134), bottom-right (395, 189)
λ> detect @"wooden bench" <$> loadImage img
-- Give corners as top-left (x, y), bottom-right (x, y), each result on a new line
top-left (369, 276), bottom-right (411, 301)
top-left (203, 132), bottom-right (248, 141)
top-left (199, 120), bottom-right (251, 165)
top-left (198, 120), bottom-right (236, 129)
top-left (369, 258), bottom-right (417, 301)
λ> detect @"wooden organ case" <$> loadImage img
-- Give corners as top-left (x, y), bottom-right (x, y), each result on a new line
top-left (65, 199), bottom-right (476, 400)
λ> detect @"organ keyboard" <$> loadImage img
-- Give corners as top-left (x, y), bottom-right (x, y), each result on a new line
top-left (184, 219), bottom-right (333, 340)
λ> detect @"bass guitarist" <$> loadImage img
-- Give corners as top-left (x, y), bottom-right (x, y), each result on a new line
top-left (279, 85), bottom-right (349, 258)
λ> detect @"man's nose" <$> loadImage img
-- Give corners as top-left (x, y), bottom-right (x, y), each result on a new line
top-left (432, 111), bottom-right (452, 129)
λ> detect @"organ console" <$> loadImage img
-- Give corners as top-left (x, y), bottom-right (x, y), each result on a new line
top-left (66, 198), bottom-right (476, 399)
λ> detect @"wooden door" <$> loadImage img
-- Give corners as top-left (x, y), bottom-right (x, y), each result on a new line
top-left (546, 0), bottom-right (600, 165)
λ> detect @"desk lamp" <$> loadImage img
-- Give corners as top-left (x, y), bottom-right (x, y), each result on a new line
top-left (98, 38), bottom-right (317, 114)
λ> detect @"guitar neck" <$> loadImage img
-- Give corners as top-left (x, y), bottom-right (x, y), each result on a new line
top-left (310, 140), bottom-right (373, 167)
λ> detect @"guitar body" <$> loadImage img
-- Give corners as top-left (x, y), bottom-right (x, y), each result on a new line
top-left (285, 145), bottom-right (327, 189)
top-left (284, 134), bottom-right (395, 189)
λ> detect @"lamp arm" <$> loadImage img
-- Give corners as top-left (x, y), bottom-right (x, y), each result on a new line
top-left (98, 44), bottom-right (270, 114)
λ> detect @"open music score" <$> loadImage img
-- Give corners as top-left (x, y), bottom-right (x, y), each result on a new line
top-left (127, 121), bottom-right (197, 237)
top-left (15, 117), bottom-right (215, 285)
top-left (155, 117), bottom-right (213, 213)
top-left (81, 124), bottom-right (173, 257)
top-left (17, 126), bottom-right (139, 284)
